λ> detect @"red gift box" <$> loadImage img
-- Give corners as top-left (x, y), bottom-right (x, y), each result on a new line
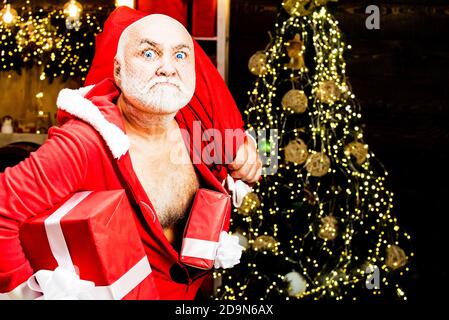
top-left (19, 190), bottom-right (159, 300)
top-left (180, 188), bottom-right (231, 270)
top-left (192, 0), bottom-right (217, 38)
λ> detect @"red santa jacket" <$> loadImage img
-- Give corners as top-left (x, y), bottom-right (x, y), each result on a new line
top-left (0, 78), bottom-right (247, 299)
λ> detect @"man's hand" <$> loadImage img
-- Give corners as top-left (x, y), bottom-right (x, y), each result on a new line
top-left (228, 137), bottom-right (262, 185)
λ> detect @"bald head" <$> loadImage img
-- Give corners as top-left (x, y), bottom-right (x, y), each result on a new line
top-left (114, 14), bottom-right (195, 115)
top-left (116, 14), bottom-right (193, 65)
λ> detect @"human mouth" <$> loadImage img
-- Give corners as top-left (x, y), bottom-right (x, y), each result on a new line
top-left (151, 82), bottom-right (180, 89)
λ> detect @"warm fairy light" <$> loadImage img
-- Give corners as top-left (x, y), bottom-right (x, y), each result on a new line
top-left (0, 4), bottom-right (18, 24)
top-left (217, 3), bottom-right (411, 301)
top-left (115, 0), bottom-right (135, 9)
top-left (63, 0), bottom-right (83, 18)
top-left (0, 4), bottom-right (102, 80)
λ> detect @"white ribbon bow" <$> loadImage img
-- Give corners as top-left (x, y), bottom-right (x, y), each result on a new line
top-left (214, 231), bottom-right (245, 269)
top-left (27, 267), bottom-right (95, 300)
top-left (225, 175), bottom-right (253, 208)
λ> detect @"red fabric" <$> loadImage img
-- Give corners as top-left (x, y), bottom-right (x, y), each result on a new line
top-left (20, 190), bottom-right (159, 299)
top-left (180, 189), bottom-right (231, 270)
top-left (192, 0), bottom-right (217, 38)
top-left (136, 0), bottom-right (187, 27)
top-left (0, 78), bottom-right (244, 299)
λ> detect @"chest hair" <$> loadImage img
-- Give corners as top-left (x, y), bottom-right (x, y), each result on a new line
top-left (128, 136), bottom-right (200, 229)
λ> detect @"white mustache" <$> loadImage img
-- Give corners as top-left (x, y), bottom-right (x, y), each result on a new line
top-left (147, 78), bottom-right (184, 91)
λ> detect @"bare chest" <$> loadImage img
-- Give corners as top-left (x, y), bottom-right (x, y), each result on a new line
top-left (128, 138), bottom-right (200, 230)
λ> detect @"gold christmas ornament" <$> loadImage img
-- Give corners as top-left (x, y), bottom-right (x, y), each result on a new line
top-left (284, 138), bottom-right (309, 165)
top-left (248, 51), bottom-right (268, 76)
top-left (344, 141), bottom-right (369, 165)
top-left (318, 216), bottom-right (338, 241)
top-left (237, 192), bottom-right (261, 216)
top-left (316, 80), bottom-right (341, 104)
top-left (305, 152), bottom-right (331, 177)
top-left (252, 235), bottom-right (278, 252)
top-left (282, 0), bottom-right (316, 17)
top-left (282, 89), bottom-right (308, 113)
top-left (386, 245), bottom-right (408, 270)
top-left (285, 34), bottom-right (305, 70)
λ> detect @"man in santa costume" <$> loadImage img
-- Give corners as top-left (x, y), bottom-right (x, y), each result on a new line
top-left (0, 7), bottom-right (261, 299)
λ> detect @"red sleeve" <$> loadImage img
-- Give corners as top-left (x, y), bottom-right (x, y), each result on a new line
top-left (0, 121), bottom-right (88, 293)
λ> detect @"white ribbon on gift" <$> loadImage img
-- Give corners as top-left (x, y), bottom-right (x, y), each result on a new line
top-left (26, 191), bottom-right (153, 300)
top-left (224, 175), bottom-right (253, 208)
top-left (182, 231), bottom-right (244, 269)
top-left (27, 267), bottom-right (95, 300)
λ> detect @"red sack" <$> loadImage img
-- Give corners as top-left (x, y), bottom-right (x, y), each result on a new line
top-left (180, 188), bottom-right (231, 270)
top-left (192, 0), bottom-right (218, 38)
top-left (19, 190), bottom-right (159, 300)
top-left (136, 0), bottom-right (187, 27)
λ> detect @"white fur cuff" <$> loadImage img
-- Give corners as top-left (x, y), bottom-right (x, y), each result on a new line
top-left (214, 231), bottom-right (244, 269)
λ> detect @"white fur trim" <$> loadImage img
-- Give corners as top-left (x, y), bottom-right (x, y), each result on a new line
top-left (214, 231), bottom-right (244, 269)
top-left (56, 86), bottom-right (129, 159)
top-left (245, 129), bottom-right (258, 148)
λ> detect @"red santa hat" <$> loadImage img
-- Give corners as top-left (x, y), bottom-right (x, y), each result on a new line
top-left (84, 6), bottom-right (147, 86)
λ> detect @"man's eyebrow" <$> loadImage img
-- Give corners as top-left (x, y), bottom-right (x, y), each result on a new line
top-left (173, 44), bottom-right (192, 52)
top-left (138, 39), bottom-right (192, 52)
top-left (138, 39), bottom-right (160, 48)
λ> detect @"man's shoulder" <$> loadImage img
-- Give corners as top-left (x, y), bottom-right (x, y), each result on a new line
top-left (48, 117), bottom-right (128, 160)
top-left (48, 119), bottom-right (105, 150)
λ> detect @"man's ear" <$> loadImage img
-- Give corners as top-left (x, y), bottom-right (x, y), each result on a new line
top-left (113, 58), bottom-right (121, 87)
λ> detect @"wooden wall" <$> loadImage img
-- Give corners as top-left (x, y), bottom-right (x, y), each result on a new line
top-left (228, 0), bottom-right (449, 301)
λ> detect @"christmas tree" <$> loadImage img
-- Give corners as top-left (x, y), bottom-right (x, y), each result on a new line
top-left (215, 0), bottom-right (412, 301)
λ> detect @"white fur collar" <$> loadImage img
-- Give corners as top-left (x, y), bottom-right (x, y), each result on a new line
top-left (56, 85), bottom-right (130, 159)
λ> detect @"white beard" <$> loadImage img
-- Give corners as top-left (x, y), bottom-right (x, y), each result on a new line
top-left (120, 69), bottom-right (193, 114)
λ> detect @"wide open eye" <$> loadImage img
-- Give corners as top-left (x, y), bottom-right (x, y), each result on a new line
top-left (175, 51), bottom-right (187, 60)
top-left (143, 49), bottom-right (156, 59)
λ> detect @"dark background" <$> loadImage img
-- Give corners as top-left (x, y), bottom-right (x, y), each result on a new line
top-left (228, 0), bottom-right (449, 303)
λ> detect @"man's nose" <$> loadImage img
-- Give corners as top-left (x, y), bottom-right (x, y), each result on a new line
top-left (156, 55), bottom-right (176, 77)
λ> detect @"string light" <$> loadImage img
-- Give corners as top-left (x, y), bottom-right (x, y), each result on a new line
top-left (0, 2), bottom-right (105, 81)
top-left (115, 0), bottom-right (135, 9)
top-left (216, 1), bottom-right (412, 301)
top-left (63, 0), bottom-right (83, 19)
